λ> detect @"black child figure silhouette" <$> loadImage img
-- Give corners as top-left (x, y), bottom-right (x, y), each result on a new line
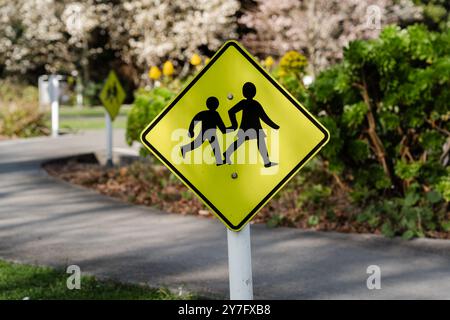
top-left (106, 84), bottom-right (118, 106)
top-left (224, 82), bottom-right (279, 167)
top-left (181, 96), bottom-right (227, 165)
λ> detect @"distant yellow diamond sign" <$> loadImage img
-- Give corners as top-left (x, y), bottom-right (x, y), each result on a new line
top-left (100, 71), bottom-right (126, 120)
top-left (141, 41), bottom-right (329, 231)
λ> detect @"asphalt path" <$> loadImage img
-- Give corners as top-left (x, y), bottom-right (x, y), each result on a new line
top-left (1, 131), bottom-right (449, 299)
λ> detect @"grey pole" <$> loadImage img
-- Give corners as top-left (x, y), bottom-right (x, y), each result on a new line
top-left (105, 112), bottom-right (113, 167)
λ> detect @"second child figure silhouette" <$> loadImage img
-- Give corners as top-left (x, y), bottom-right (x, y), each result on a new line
top-left (181, 96), bottom-right (226, 165)
top-left (223, 82), bottom-right (280, 167)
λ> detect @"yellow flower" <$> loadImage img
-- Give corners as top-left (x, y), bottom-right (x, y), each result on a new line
top-left (163, 61), bottom-right (174, 77)
top-left (277, 69), bottom-right (287, 78)
top-left (204, 57), bottom-right (211, 65)
top-left (190, 53), bottom-right (202, 66)
top-left (264, 56), bottom-right (275, 68)
top-left (148, 66), bottom-right (161, 80)
top-left (279, 51), bottom-right (308, 75)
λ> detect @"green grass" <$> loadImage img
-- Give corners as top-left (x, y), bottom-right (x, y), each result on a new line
top-left (0, 260), bottom-right (190, 300)
top-left (56, 105), bottom-right (130, 130)
top-left (59, 105), bottom-right (130, 117)
top-left (60, 117), bottom-right (126, 130)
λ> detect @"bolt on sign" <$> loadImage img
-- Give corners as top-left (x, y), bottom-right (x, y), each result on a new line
top-left (141, 41), bottom-right (329, 231)
top-left (99, 70), bottom-right (126, 120)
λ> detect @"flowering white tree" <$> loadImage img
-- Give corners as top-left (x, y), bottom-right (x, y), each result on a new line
top-left (62, 1), bottom-right (112, 82)
top-left (109, 0), bottom-right (240, 82)
top-left (0, 0), bottom-right (72, 74)
top-left (0, 0), bottom-right (239, 83)
top-left (0, 0), bottom-right (423, 81)
top-left (240, 0), bottom-right (422, 73)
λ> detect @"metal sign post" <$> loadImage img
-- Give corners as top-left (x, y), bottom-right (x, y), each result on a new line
top-left (227, 224), bottom-right (253, 300)
top-left (99, 71), bottom-right (126, 168)
top-left (48, 75), bottom-right (60, 138)
top-left (76, 76), bottom-right (83, 108)
top-left (105, 112), bottom-right (113, 167)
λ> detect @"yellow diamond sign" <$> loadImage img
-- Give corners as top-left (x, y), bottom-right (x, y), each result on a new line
top-left (99, 71), bottom-right (126, 120)
top-left (141, 41), bottom-right (329, 231)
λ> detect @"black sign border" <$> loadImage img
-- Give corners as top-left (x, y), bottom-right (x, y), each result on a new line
top-left (141, 41), bottom-right (329, 231)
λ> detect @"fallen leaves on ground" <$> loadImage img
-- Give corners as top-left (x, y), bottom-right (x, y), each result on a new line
top-left (43, 159), bottom-right (449, 239)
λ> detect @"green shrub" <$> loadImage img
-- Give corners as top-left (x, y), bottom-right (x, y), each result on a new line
top-left (0, 80), bottom-right (49, 138)
top-left (308, 25), bottom-right (449, 238)
top-left (83, 81), bottom-right (103, 106)
top-left (126, 87), bottom-right (175, 155)
top-left (0, 80), bottom-right (39, 103)
top-left (274, 51), bottom-right (309, 103)
top-left (413, 0), bottom-right (449, 30)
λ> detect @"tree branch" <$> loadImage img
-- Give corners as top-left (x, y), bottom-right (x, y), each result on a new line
top-left (353, 80), bottom-right (393, 183)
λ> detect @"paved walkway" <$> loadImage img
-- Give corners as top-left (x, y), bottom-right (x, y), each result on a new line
top-left (1, 131), bottom-right (450, 299)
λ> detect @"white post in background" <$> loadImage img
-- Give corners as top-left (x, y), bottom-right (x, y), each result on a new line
top-left (48, 75), bottom-right (60, 138)
top-left (227, 224), bottom-right (253, 300)
top-left (38, 75), bottom-right (50, 111)
top-left (105, 112), bottom-right (113, 167)
top-left (76, 76), bottom-right (83, 108)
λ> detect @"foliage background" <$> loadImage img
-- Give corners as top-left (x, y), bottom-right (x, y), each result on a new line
top-left (0, 0), bottom-right (436, 84)
top-left (0, 0), bottom-right (239, 86)
top-left (305, 25), bottom-right (449, 238)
